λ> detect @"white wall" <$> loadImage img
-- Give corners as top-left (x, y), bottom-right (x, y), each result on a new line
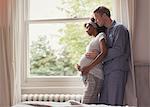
top-left (134, 0), bottom-right (150, 106)
top-left (134, 0), bottom-right (150, 64)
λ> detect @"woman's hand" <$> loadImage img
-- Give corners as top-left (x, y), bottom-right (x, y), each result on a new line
top-left (80, 65), bottom-right (91, 75)
top-left (74, 64), bottom-right (81, 71)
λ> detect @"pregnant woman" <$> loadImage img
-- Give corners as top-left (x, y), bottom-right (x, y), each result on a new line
top-left (76, 18), bottom-right (107, 104)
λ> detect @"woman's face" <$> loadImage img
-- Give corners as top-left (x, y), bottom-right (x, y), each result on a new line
top-left (85, 24), bottom-right (94, 36)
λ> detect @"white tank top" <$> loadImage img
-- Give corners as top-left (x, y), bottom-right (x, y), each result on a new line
top-left (79, 32), bottom-right (106, 79)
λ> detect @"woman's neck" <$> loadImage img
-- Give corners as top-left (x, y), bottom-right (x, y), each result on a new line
top-left (93, 31), bottom-right (98, 37)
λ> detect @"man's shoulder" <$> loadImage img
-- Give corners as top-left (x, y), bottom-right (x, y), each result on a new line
top-left (114, 22), bottom-right (128, 31)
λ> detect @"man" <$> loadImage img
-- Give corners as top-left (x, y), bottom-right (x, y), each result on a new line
top-left (84, 6), bottom-right (131, 106)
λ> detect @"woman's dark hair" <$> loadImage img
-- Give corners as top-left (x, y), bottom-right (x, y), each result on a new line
top-left (97, 26), bottom-right (107, 33)
top-left (90, 17), bottom-right (107, 33)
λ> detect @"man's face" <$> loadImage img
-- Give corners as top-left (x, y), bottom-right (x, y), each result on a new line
top-left (93, 12), bottom-right (104, 27)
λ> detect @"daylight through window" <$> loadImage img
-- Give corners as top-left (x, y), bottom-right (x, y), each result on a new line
top-left (29, 0), bottom-right (112, 76)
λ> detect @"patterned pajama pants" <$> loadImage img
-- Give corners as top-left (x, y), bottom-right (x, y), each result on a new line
top-left (82, 74), bottom-right (103, 104)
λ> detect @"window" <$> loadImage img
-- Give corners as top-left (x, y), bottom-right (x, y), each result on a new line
top-left (22, 0), bottom-right (113, 94)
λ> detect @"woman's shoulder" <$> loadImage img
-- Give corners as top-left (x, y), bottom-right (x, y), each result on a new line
top-left (97, 32), bottom-right (106, 37)
top-left (96, 32), bottom-right (106, 40)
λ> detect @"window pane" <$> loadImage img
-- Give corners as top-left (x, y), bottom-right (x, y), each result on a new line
top-left (29, 0), bottom-right (112, 20)
top-left (29, 22), bottom-right (90, 76)
top-left (28, 0), bottom-right (113, 77)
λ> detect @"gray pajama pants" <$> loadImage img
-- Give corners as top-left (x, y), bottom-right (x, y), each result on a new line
top-left (82, 74), bottom-right (103, 104)
top-left (99, 71), bottom-right (128, 106)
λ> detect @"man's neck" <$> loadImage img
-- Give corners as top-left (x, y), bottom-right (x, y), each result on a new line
top-left (105, 18), bottom-right (113, 28)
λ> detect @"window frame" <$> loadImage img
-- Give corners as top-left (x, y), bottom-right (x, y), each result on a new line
top-left (21, 0), bottom-right (113, 94)
top-left (22, 18), bottom-right (89, 94)
top-left (21, 0), bottom-right (90, 94)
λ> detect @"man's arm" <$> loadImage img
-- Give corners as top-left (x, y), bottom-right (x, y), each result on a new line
top-left (103, 26), bottom-right (129, 62)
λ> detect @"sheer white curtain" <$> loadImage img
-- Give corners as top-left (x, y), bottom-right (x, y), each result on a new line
top-left (0, 0), bottom-right (25, 106)
top-left (112, 0), bottom-right (137, 106)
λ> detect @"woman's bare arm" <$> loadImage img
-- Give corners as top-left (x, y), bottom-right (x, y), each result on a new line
top-left (81, 39), bottom-right (108, 74)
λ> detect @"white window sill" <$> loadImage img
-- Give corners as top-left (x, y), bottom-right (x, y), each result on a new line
top-left (22, 76), bottom-right (84, 94)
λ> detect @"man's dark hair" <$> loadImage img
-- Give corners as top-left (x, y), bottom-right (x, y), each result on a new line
top-left (94, 6), bottom-right (111, 17)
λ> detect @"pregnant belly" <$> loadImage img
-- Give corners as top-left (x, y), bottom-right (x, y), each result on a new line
top-left (79, 55), bottom-right (93, 68)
